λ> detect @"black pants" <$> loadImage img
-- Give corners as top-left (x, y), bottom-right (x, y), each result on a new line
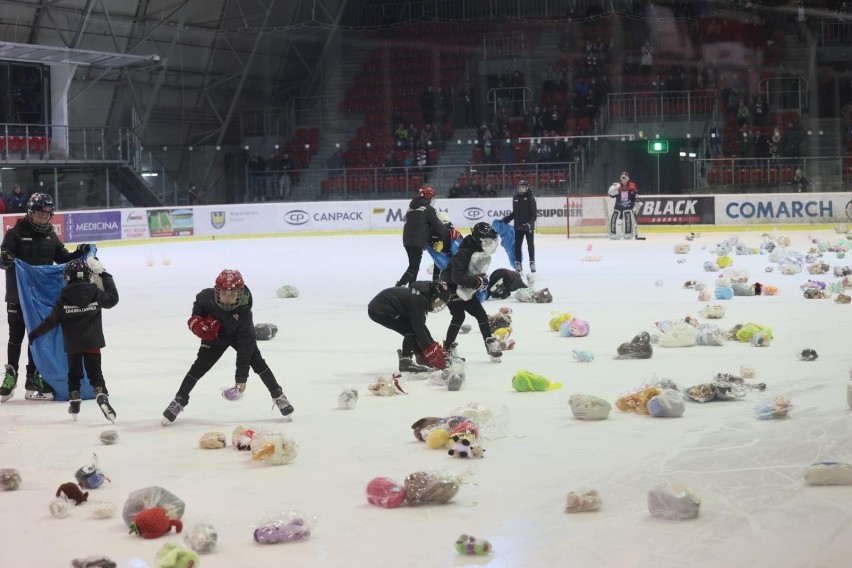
top-left (67, 351), bottom-right (106, 394)
top-left (175, 342), bottom-right (282, 405)
top-left (514, 229), bottom-right (535, 266)
top-left (6, 303), bottom-right (36, 377)
top-left (445, 296), bottom-right (491, 347)
top-left (396, 245), bottom-right (424, 287)
top-left (368, 310), bottom-right (420, 356)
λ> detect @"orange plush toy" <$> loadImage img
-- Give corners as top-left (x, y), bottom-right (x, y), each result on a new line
top-left (615, 386), bottom-right (661, 415)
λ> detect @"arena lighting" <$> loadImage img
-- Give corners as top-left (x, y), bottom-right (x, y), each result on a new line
top-left (141, 172), bottom-right (159, 177)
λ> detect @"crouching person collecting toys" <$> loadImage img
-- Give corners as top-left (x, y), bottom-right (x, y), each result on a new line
top-left (608, 171), bottom-right (639, 240)
top-left (161, 269), bottom-right (294, 426)
top-left (28, 258), bottom-right (119, 422)
top-left (368, 281), bottom-right (451, 373)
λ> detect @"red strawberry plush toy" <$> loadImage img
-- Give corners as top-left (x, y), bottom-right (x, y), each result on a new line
top-left (129, 506), bottom-right (183, 539)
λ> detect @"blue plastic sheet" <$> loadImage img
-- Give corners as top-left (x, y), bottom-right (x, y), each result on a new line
top-left (15, 248), bottom-right (97, 401)
top-left (491, 219), bottom-right (516, 267)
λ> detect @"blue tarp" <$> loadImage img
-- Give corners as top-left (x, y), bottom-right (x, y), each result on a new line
top-left (491, 219), bottom-right (516, 267)
top-left (16, 248), bottom-right (97, 401)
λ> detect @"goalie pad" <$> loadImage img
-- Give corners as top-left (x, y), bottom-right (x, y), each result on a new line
top-left (609, 209), bottom-right (636, 238)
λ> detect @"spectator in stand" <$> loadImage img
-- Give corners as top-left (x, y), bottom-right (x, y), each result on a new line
top-left (753, 129), bottom-right (770, 165)
top-left (542, 64), bottom-right (559, 95)
top-left (736, 97), bottom-right (751, 128)
top-left (265, 151), bottom-right (281, 202)
top-left (508, 69), bottom-right (526, 115)
top-left (499, 139), bottom-right (515, 169)
top-left (448, 181), bottom-right (466, 198)
top-left (7, 184), bottom-right (26, 213)
top-left (460, 81), bottom-right (477, 128)
top-left (783, 120), bottom-right (804, 156)
top-left (640, 41), bottom-right (653, 75)
top-left (279, 153), bottom-right (294, 199)
top-left (418, 123), bottom-right (435, 149)
top-left (246, 151), bottom-right (266, 202)
top-left (709, 121), bottom-right (723, 158)
top-left (769, 127), bottom-right (782, 159)
top-left (326, 148), bottom-right (345, 177)
top-left (791, 168), bottom-right (810, 192)
top-left (383, 152), bottom-right (401, 172)
top-left (394, 123), bottom-right (410, 149)
top-left (481, 183), bottom-right (497, 197)
top-left (753, 95), bottom-right (768, 127)
top-left (187, 183), bottom-right (201, 206)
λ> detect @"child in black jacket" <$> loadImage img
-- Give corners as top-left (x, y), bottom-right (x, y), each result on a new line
top-left (161, 269), bottom-right (294, 425)
top-left (28, 258), bottom-right (119, 422)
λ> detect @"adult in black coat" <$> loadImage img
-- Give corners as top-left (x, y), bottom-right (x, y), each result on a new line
top-left (7, 184), bottom-right (27, 213)
top-left (368, 280), bottom-right (450, 372)
top-left (395, 185), bottom-right (450, 287)
top-left (161, 269), bottom-right (294, 425)
top-left (501, 180), bottom-right (538, 273)
top-left (0, 193), bottom-right (91, 401)
top-left (29, 259), bottom-right (119, 420)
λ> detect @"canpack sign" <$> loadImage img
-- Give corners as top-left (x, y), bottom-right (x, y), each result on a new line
top-left (634, 196), bottom-right (716, 225)
top-left (278, 202), bottom-right (372, 232)
top-left (716, 194), bottom-right (850, 224)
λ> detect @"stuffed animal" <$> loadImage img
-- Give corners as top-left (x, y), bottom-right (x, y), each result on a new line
top-left (426, 428), bottom-right (451, 449)
top-left (615, 332), bottom-right (652, 359)
top-left (447, 435), bottom-right (485, 459)
top-left (250, 432), bottom-right (298, 465)
top-left (56, 482), bottom-right (88, 505)
top-left (155, 543), bottom-right (199, 568)
top-left (411, 417), bottom-right (443, 441)
top-left (455, 534), bottom-right (492, 555)
top-left (511, 370), bottom-right (562, 392)
top-left (548, 312), bottom-right (573, 331)
top-left (615, 386), bottom-right (661, 415)
top-left (129, 506), bottom-right (183, 539)
top-left (199, 432), bottom-right (227, 449)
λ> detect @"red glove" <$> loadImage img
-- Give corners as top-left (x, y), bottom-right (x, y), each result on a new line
top-left (422, 342), bottom-right (448, 370)
top-left (187, 315), bottom-right (218, 341)
top-left (204, 315), bottom-right (222, 338)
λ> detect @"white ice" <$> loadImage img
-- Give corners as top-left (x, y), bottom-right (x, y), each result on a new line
top-left (1, 229), bottom-right (851, 568)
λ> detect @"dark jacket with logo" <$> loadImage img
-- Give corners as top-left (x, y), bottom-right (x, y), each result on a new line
top-left (503, 191), bottom-right (538, 228)
top-left (367, 281), bottom-right (435, 349)
top-left (29, 273), bottom-right (119, 353)
top-left (191, 286), bottom-right (257, 382)
top-left (1, 217), bottom-right (83, 304)
top-left (440, 235), bottom-right (488, 291)
top-left (402, 196), bottom-right (449, 250)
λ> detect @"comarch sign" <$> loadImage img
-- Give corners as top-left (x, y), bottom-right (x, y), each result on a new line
top-left (717, 194), bottom-right (849, 224)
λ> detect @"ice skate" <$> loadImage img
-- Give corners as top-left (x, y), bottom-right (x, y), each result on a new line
top-left (68, 391), bottom-right (81, 421)
top-left (161, 396), bottom-right (186, 426)
top-left (398, 349), bottom-right (433, 374)
top-left (272, 391), bottom-right (294, 417)
top-left (485, 337), bottom-right (503, 363)
top-left (443, 342), bottom-right (465, 362)
top-left (0, 365), bottom-right (17, 402)
top-left (514, 260), bottom-right (523, 274)
top-left (530, 261), bottom-right (536, 273)
top-left (95, 388), bottom-right (116, 423)
top-left (24, 372), bottom-right (54, 401)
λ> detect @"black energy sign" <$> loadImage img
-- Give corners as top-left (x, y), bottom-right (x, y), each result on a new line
top-left (634, 196), bottom-right (715, 225)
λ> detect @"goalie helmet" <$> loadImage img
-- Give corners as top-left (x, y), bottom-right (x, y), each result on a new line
top-left (418, 185), bottom-right (436, 201)
top-left (64, 259), bottom-right (92, 284)
top-left (215, 269), bottom-right (248, 311)
top-left (26, 193), bottom-right (55, 233)
top-left (517, 179), bottom-right (530, 193)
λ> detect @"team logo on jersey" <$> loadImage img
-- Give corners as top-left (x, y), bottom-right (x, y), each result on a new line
top-left (210, 211), bottom-right (226, 229)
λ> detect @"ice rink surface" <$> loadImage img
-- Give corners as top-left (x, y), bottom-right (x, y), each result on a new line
top-left (1, 228), bottom-right (851, 568)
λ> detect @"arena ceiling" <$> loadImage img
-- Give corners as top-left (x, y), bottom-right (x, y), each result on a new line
top-left (0, 0), bottom-right (355, 145)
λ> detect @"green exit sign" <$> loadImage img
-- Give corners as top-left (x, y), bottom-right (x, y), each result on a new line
top-left (647, 140), bottom-right (669, 154)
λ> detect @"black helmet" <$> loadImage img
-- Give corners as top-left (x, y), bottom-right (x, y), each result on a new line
top-left (64, 259), bottom-right (92, 284)
top-left (27, 193), bottom-right (55, 233)
top-left (471, 222), bottom-right (497, 241)
top-left (517, 179), bottom-right (531, 193)
top-left (427, 281), bottom-right (451, 312)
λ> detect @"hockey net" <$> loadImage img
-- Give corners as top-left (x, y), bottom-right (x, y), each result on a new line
top-left (565, 195), bottom-right (610, 238)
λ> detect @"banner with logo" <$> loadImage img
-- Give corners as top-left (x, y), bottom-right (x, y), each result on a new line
top-left (1, 214), bottom-right (66, 239)
top-left (64, 211), bottom-right (122, 242)
top-left (146, 208), bottom-right (194, 238)
top-left (278, 202), bottom-right (375, 232)
top-left (635, 196), bottom-right (716, 225)
top-left (715, 193), bottom-right (851, 225)
top-left (194, 206), bottom-right (279, 236)
top-left (121, 209), bottom-right (151, 240)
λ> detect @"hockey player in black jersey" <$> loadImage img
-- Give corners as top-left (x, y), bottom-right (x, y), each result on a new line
top-left (161, 269), bottom-right (293, 425)
top-left (368, 280), bottom-right (451, 373)
top-left (395, 185), bottom-right (450, 287)
top-left (28, 258), bottom-right (119, 422)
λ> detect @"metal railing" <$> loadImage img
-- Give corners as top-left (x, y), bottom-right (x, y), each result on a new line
top-left (242, 160), bottom-right (580, 202)
top-left (483, 33), bottom-right (525, 60)
top-left (0, 123), bottom-right (140, 164)
top-left (359, 0), bottom-right (611, 26)
top-left (604, 90), bottom-right (716, 124)
top-left (487, 86), bottom-right (534, 118)
top-left (694, 156), bottom-right (850, 193)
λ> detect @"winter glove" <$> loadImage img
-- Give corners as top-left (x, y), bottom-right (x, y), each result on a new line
top-left (204, 315), bottom-right (222, 338)
top-left (500, 217), bottom-right (510, 223)
top-left (75, 244), bottom-right (91, 255)
top-left (188, 315), bottom-right (219, 341)
top-left (422, 341), bottom-right (449, 370)
top-left (0, 250), bottom-right (14, 269)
